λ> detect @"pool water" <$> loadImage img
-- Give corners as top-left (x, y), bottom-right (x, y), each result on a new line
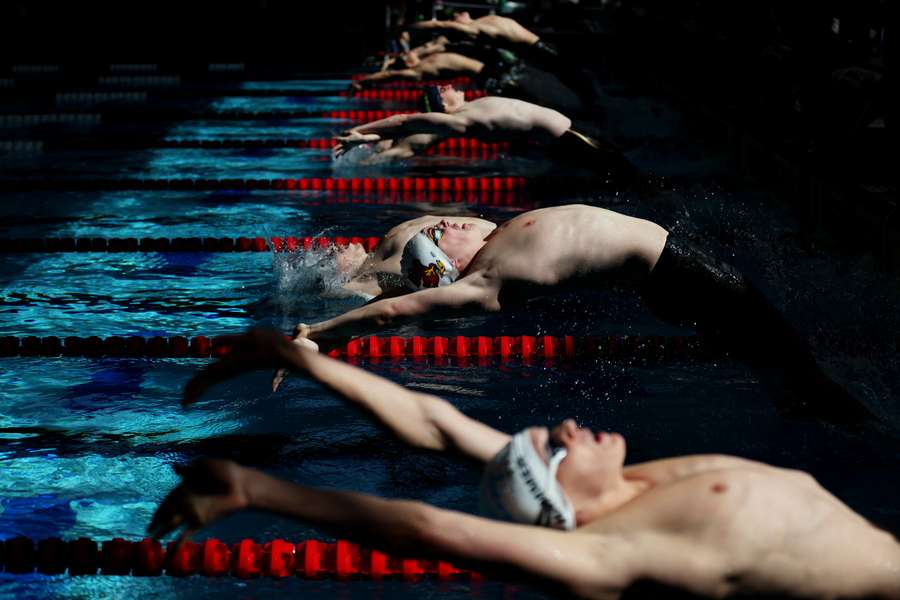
top-left (1, 70), bottom-right (899, 600)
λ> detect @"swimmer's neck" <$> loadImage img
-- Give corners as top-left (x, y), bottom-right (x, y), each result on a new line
top-left (455, 240), bottom-right (488, 275)
top-left (575, 476), bottom-right (653, 527)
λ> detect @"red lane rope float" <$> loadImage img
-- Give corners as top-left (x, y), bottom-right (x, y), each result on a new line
top-left (0, 335), bottom-right (710, 361)
top-left (323, 110), bottom-right (410, 121)
top-left (53, 137), bottom-right (509, 156)
top-left (0, 176), bottom-right (527, 193)
top-left (0, 536), bottom-right (482, 580)
top-left (349, 75), bottom-right (473, 89)
top-left (0, 236), bottom-right (382, 253)
top-left (154, 138), bottom-right (509, 158)
top-left (339, 89), bottom-right (486, 101)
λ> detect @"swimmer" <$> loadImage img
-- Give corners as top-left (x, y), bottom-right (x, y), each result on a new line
top-left (324, 215), bottom-right (496, 299)
top-left (151, 329), bottom-right (900, 600)
top-left (353, 51), bottom-right (485, 90)
top-left (283, 205), bottom-right (867, 420)
top-left (413, 11), bottom-right (560, 68)
top-left (335, 84), bottom-right (635, 178)
top-left (378, 35), bottom-right (451, 72)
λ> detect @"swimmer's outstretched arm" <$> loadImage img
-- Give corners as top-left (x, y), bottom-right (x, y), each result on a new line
top-left (360, 112), bottom-right (467, 137)
top-left (304, 276), bottom-right (496, 344)
top-left (360, 134), bottom-right (440, 164)
top-left (149, 458), bottom-right (628, 591)
top-left (184, 330), bottom-right (509, 462)
top-left (356, 68), bottom-right (423, 87)
top-left (334, 113), bottom-right (465, 157)
top-left (412, 19), bottom-right (480, 39)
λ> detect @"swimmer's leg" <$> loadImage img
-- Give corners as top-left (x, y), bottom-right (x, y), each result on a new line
top-left (642, 237), bottom-right (871, 423)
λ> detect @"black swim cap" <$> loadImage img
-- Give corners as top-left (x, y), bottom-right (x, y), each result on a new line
top-left (418, 85), bottom-right (446, 113)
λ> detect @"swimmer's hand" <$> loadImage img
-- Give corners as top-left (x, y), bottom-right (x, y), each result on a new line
top-left (350, 80), bottom-right (363, 92)
top-left (334, 130), bottom-right (381, 158)
top-left (148, 459), bottom-right (250, 543)
top-left (272, 323), bottom-right (318, 392)
top-left (182, 329), bottom-right (306, 406)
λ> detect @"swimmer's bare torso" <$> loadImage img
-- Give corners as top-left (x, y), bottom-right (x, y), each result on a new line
top-left (449, 96), bottom-right (570, 143)
top-left (468, 205), bottom-right (667, 296)
top-left (576, 456), bottom-right (900, 598)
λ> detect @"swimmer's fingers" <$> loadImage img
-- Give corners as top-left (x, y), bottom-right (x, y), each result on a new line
top-left (292, 322), bottom-right (312, 339)
top-left (148, 486), bottom-right (189, 540)
top-left (271, 367), bottom-right (288, 392)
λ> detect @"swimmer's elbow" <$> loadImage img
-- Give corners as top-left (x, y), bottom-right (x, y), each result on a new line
top-left (373, 302), bottom-right (398, 327)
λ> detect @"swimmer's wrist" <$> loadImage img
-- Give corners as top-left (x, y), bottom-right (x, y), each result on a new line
top-left (233, 464), bottom-right (260, 511)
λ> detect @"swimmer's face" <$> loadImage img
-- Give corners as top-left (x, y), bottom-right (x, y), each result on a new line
top-left (332, 242), bottom-right (368, 275)
top-left (453, 11), bottom-right (473, 24)
top-left (422, 219), bottom-right (480, 267)
top-left (533, 419), bottom-right (627, 501)
top-left (438, 85), bottom-right (466, 112)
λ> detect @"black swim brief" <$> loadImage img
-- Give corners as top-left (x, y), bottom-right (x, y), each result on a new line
top-left (642, 234), bottom-right (868, 420)
top-left (547, 126), bottom-right (639, 183)
top-left (642, 234), bottom-right (813, 366)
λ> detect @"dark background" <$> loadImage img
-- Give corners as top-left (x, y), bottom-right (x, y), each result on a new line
top-left (1, 0), bottom-right (385, 68)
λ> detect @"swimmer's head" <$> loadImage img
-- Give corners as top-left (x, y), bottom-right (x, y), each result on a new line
top-left (480, 420), bottom-right (628, 529)
top-left (479, 428), bottom-right (575, 529)
top-left (419, 84), bottom-right (466, 114)
top-left (403, 220), bottom-right (485, 285)
top-left (418, 85), bottom-right (446, 113)
top-left (453, 11), bottom-right (474, 24)
top-left (400, 231), bottom-right (459, 289)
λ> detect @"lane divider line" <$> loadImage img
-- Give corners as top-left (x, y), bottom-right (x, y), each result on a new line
top-left (0, 334), bottom-right (711, 361)
top-left (0, 176), bottom-right (527, 193)
top-left (0, 236), bottom-right (381, 253)
top-left (28, 137), bottom-right (510, 155)
top-left (0, 536), bottom-right (482, 580)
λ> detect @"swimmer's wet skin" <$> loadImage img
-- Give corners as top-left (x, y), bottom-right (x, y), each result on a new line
top-left (155, 330), bottom-right (900, 599)
top-left (289, 204), bottom-right (869, 421)
top-left (329, 215), bottom-right (497, 299)
top-left (333, 85), bottom-right (639, 181)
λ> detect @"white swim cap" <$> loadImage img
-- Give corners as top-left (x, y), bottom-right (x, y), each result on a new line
top-left (479, 429), bottom-right (576, 530)
top-left (400, 232), bottom-right (459, 290)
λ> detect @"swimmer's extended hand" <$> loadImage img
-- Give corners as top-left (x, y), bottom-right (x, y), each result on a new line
top-left (271, 323), bottom-right (318, 392)
top-left (183, 329), bottom-right (310, 405)
top-left (333, 130), bottom-right (381, 159)
top-left (148, 458), bottom-right (250, 542)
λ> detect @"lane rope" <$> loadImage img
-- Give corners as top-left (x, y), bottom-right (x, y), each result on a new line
top-left (0, 536), bottom-right (482, 580)
top-left (0, 176), bottom-right (527, 193)
top-left (0, 110), bottom-right (413, 122)
top-left (349, 75), bottom-right (473, 88)
top-left (28, 137), bottom-right (509, 155)
top-left (0, 334), bottom-right (711, 361)
top-left (0, 236), bottom-right (381, 253)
